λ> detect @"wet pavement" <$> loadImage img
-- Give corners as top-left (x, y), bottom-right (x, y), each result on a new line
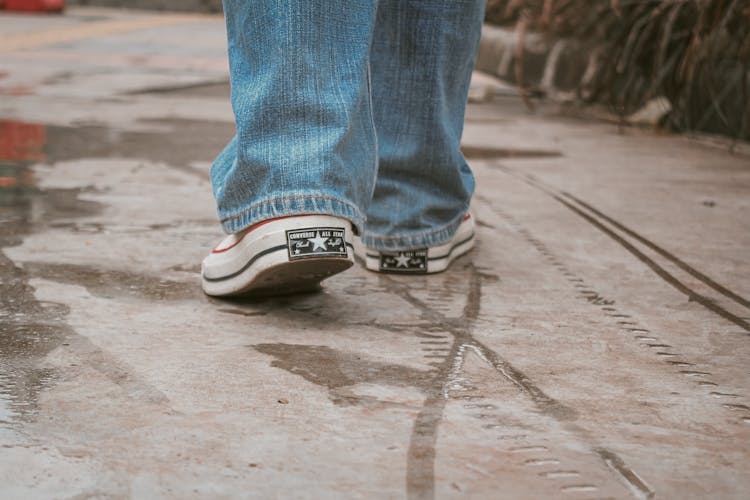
top-left (1, 7), bottom-right (750, 500)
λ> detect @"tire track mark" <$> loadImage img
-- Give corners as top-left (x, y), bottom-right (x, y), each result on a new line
top-left (381, 264), bottom-right (651, 499)
top-left (493, 165), bottom-right (750, 333)
top-left (565, 193), bottom-right (750, 310)
top-left (478, 200), bottom-right (750, 426)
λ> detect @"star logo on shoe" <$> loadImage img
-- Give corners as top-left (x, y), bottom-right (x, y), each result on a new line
top-left (286, 227), bottom-right (347, 260)
top-left (379, 250), bottom-right (428, 273)
top-left (394, 254), bottom-right (411, 268)
top-left (309, 232), bottom-right (329, 251)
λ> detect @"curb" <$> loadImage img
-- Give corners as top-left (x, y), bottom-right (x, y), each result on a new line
top-left (476, 23), bottom-right (592, 102)
top-left (477, 23), bottom-right (749, 141)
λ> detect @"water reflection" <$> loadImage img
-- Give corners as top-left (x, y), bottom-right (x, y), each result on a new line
top-left (0, 120), bottom-right (46, 162)
top-left (0, 119), bottom-right (64, 427)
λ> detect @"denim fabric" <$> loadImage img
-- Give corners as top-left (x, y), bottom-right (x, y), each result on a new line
top-left (213, 0), bottom-right (484, 251)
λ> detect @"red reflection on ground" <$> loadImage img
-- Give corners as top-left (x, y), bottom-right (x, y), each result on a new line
top-left (3, 0), bottom-right (65, 12)
top-left (0, 120), bottom-right (46, 188)
top-left (0, 120), bottom-right (46, 161)
top-left (0, 85), bottom-right (35, 96)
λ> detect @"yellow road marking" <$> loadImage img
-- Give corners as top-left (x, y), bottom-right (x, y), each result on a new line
top-left (0, 14), bottom-right (217, 53)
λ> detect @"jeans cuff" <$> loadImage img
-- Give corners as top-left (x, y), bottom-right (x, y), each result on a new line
top-left (361, 206), bottom-right (469, 251)
top-left (219, 195), bottom-right (365, 235)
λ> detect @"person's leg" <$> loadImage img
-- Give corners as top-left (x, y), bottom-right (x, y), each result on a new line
top-left (363, 0), bottom-right (485, 252)
top-left (213, 0), bottom-right (379, 235)
top-left (204, 0), bottom-right (379, 296)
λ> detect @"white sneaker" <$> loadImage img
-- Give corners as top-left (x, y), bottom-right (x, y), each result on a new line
top-left (202, 215), bottom-right (354, 297)
top-left (353, 214), bottom-right (475, 274)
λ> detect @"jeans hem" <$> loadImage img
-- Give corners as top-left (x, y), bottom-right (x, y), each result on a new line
top-left (361, 205), bottom-right (470, 251)
top-left (219, 195), bottom-right (365, 235)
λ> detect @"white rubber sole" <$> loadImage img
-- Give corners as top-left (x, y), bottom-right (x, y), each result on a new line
top-left (202, 215), bottom-right (354, 297)
top-left (353, 215), bottom-right (475, 274)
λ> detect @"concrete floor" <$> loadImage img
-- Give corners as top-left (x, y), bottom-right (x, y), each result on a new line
top-left (1, 7), bottom-right (749, 500)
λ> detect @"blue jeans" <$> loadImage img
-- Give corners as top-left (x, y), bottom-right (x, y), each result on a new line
top-left (212, 0), bottom-right (484, 251)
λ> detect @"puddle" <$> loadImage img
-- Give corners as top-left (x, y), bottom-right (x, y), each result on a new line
top-left (0, 121), bottom-right (46, 162)
top-left (0, 121), bottom-right (72, 425)
top-left (1, 169), bottom-right (104, 249)
top-left (128, 80), bottom-right (230, 99)
top-left (0, 250), bottom-right (70, 425)
top-left (253, 343), bottom-right (433, 406)
top-left (0, 117), bottom-right (212, 426)
top-left (24, 262), bottom-right (202, 301)
top-left (460, 145), bottom-right (562, 159)
top-left (42, 118), bottom-right (234, 173)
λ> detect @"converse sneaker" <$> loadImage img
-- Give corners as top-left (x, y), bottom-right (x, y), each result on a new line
top-left (202, 215), bottom-right (354, 297)
top-left (354, 213), bottom-right (475, 274)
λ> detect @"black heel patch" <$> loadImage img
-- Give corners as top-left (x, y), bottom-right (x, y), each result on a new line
top-left (379, 250), bottom-right (428, 273)
top-left (286, 227), bottom-right (348, 260)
